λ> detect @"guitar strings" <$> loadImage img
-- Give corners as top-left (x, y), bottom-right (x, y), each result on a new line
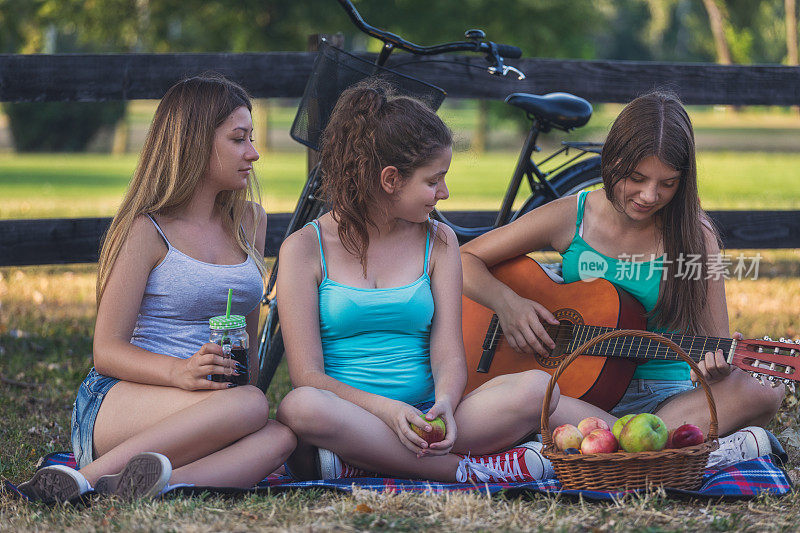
top-left (482, 323), bottom-right (733, 361)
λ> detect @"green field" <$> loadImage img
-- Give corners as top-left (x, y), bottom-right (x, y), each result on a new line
top-left (2, 150), bottom-right (799, 219)
top-left (2, 103), bottom-right (800, 530)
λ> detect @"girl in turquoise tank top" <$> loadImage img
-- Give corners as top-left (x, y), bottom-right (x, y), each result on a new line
top-left (276, 80), bottom-right (556, 483)
top-left (18, 76), bottom-right (295, 503)
top-left (461, 91), bottom-right (783, 461)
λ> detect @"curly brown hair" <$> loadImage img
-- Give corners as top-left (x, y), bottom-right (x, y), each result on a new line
top-left (319, 79), bottom-right (452, 272)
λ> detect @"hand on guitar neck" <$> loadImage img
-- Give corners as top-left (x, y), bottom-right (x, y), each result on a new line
top-left (689, 331), bottom-right (742, 385)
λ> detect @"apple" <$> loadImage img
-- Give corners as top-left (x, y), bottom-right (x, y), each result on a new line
top-left (410, 415), bottom-right (446, 445)
top-left (612, 414), bottom-right (636, 441)
top-left (670, 424), bottom-right (704, 448)
top-left (577, 417), bottom-right (610, 437)
top-left (580, 429), bottom-right (618, 454)
top-left (553, 424), bottom-right (584, 451)
top-left (618, 413), bottom-right (668, 452)
top-left (666, 429), bottom-right (676, 449)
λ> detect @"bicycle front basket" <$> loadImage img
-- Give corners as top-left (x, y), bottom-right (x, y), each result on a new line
top-left (291, 42), bottom-right (447, 152)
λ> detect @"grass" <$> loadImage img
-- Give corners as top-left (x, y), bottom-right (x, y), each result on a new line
top-left (2, 150), bottom-right (800, 219)
top-left (2, 104), bottom-right (800, 529)
top-left (1, 262), bottom-right (799, 531)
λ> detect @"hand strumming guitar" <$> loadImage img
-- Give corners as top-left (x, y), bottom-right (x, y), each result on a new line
top-left (496, 291), bottom-right (560, 357)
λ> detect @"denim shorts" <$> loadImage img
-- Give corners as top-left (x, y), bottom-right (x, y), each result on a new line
top-left (71, 367), bottom-right (120, 469)
top-left (609, 379), bottom-right (695, 418)
top-left (414, 400), bottom-right (435, 414)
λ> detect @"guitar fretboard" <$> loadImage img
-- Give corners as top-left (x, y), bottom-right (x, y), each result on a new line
top-left (482, 318), bottom-right (734, 363)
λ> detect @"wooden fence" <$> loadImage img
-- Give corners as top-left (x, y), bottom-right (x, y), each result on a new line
top-left (1, 52), bottom-right (799, 266)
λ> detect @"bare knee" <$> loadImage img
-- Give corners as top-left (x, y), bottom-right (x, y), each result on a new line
top-left (736, 371), bottom-right (785, 424)
top-left (267, 420), bottom-right (298, 459)
top-left (276, 386), bottom-right (338, 438)
top-left (216, 385), bottom-right (270, 433)
top-left (512, 370), bottom-right (557, 418)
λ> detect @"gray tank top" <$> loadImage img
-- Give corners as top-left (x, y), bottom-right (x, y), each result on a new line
top-left (129, 215), bottom-right (263, 359)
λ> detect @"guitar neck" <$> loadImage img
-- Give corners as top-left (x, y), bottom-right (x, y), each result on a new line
top-left (549, 323), bottom-right (733, 363)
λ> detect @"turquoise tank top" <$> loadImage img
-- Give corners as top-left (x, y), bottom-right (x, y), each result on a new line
top-left (308, 220), bottom-right (436, 405)
top-left (560, 191), bottom-right (689, 381)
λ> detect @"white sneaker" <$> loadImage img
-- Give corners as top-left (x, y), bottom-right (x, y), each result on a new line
top-left (706, 426), bottom-right (772, 469)
top-left (455, 441), bottom-right (554, 483)
top-left (94, 452), bottom-right (172, 499)
top-left (316, 448), bottom-right (373, 479)
top-left (18, 465), bottom-right (91, 504)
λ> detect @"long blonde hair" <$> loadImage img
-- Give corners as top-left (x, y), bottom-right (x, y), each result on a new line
top-left (96, 74), bottom-right (266, 305)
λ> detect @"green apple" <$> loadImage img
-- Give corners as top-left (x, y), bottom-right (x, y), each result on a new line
top-left (612, 414), bottom-right (636, 441)
top-left (410, 415), bottom-right (446, 445)
top-left (618, 413), bottom-right (668, 452)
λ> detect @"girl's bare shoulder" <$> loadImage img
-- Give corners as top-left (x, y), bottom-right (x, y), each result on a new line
top-left (126, 214), bottom-right (169, 268)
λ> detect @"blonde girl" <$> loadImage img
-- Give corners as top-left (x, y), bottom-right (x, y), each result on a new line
top-left (20, 75), bottom-right (295, 503)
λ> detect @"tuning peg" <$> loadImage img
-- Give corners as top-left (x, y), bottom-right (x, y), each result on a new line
top-left (789, 383), bottom-right (797, 394)
top-left (780, 337), bottom-right (788, 343)
top-left (757, 375), bottom-right (767, 386)
top-left (763, 335), bottom-right (773, 341)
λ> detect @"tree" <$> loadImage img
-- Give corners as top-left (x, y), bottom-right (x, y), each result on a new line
top-left (702, 0), bottom-right (733, 64)
top-left (787, 0), bottom-right (798, 66)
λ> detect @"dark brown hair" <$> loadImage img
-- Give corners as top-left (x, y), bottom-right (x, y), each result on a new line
top-left (601, 90), bottom-right (720, 335)
top-left (319, 79), bottom-right (452, 271)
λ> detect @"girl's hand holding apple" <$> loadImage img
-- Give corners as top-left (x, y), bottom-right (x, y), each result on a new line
top-left (379, 399), bottom-right (434, 455)
top-left (416, 399), bottom-right (457, 457)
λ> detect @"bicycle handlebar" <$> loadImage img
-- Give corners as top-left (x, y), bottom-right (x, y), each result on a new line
top-left (336, 0), bottom-right (521, 59)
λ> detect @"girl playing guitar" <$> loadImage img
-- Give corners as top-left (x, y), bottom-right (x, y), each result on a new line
top-left (460, 91), bottom-right (785, 468)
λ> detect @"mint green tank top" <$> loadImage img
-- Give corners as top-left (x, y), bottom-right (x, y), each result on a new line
top-left (560, 191), bottom-right (689, 380)
top-left (308, 220), bottom-right (435, 405)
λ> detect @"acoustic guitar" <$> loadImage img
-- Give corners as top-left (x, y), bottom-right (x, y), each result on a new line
top-left (462, 255), bottom-right (798, 411)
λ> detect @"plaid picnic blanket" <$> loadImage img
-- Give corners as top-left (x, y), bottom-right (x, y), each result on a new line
top-left (4, 451), bottom-right (793, 502)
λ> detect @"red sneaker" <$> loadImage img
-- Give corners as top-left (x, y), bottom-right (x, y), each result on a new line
top-left (455, 441), bottom-right (553, 483)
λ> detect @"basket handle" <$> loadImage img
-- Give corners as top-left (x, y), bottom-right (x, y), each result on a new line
top-left (540, 329), bottom-right (719, 449)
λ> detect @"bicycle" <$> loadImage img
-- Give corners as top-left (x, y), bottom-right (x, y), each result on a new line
top-left (255, 0), bottom-right (603, 392)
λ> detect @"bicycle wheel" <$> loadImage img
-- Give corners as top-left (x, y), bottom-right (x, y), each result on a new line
top-left (256, 298), bottom-right (284, 392)
top-left (255, 164), bottom-right (326, 393)
top-left (513, 155), bottom-right (602, 219)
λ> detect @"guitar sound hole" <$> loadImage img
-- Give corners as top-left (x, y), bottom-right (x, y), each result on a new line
top-left (534, 317), bottom-right (580, 369)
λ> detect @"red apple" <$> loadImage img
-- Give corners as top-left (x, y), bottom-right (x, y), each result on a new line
top-left (553, 424), bottom-right (584, 451)
top-left (577, 416), bottom-right (610, 437)
top-left (671, 424), bottom-right (704, 448)
top-left (410, 415), bottom-right (446, 445)
top-left (580, 429), bottom-right (618, 454)
top-left (666, 429), bottom-right (676, 449)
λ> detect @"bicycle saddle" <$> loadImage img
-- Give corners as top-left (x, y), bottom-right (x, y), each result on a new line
top-left (504, 92), bottom-right (592, 131)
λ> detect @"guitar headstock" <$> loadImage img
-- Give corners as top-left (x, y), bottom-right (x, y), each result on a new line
top-left (731, 336), bottom-right (800, 390)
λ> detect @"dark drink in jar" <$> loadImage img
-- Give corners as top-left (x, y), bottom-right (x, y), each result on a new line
top-left (209, 314), bottom-right (249, 386)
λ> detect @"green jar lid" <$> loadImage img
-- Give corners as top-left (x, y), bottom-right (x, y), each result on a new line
top-left (209, 315), bottom-right (246, 330)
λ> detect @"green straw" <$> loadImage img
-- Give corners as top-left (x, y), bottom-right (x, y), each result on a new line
top-left (225, 288), bottom-right (232, 319)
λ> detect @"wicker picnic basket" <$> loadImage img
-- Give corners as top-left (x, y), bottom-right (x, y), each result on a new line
top-left (540, 329), bottom-right (718, 491)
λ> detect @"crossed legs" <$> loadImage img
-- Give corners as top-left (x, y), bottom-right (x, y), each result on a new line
top-left (277, 370), bottom-right (563, 481)
top-left (79, 383), bottom-right (296, 488)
